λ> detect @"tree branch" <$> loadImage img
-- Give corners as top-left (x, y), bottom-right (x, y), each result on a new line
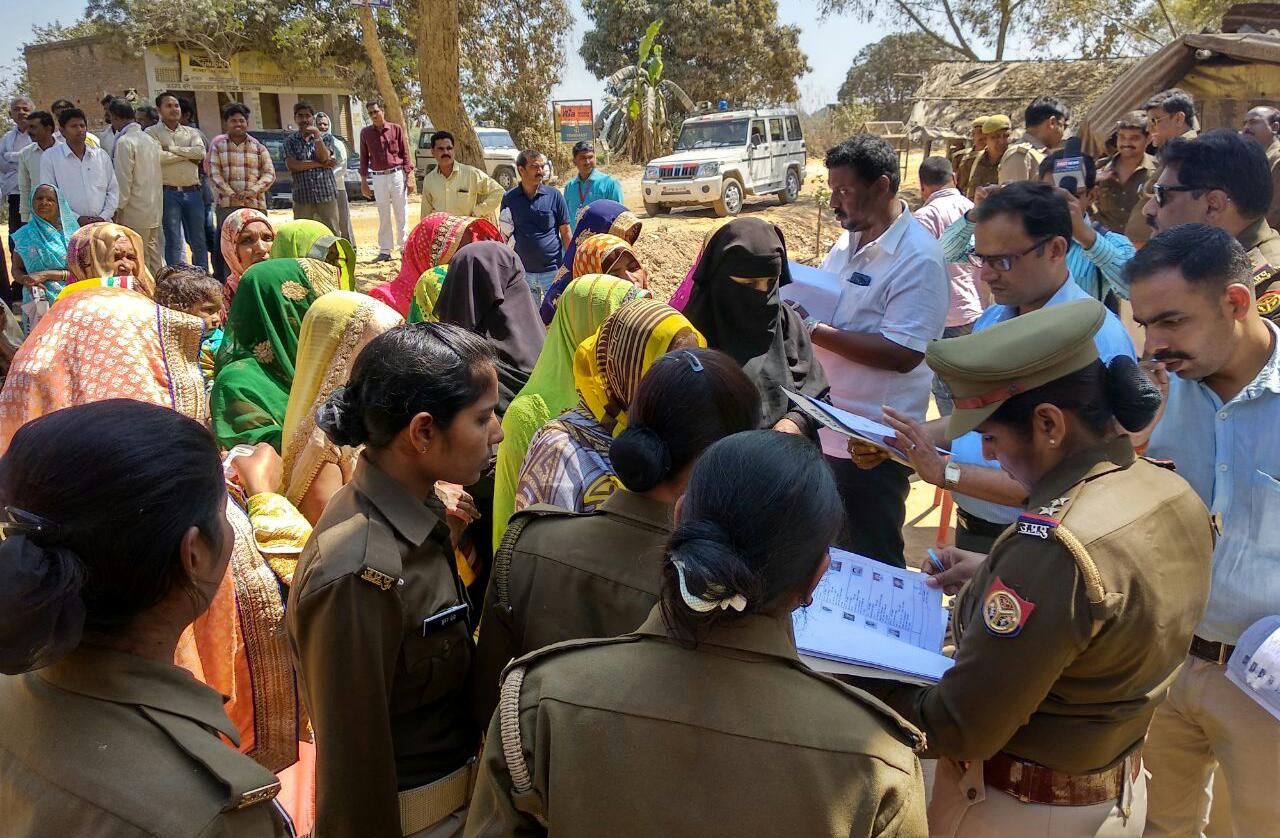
top-left (893, 0), bottom-right (978, 59)
top-left (937, 0), bottom-right (978, 58)
top-left (1154, 0), bottom-right (1180, 39)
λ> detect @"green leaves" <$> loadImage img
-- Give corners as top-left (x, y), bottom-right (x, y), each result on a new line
top-left (638, 19), bottom-right (663, 65)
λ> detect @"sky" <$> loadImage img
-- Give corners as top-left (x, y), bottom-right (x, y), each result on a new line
top-left (2, 0), bottom-right (893, 111)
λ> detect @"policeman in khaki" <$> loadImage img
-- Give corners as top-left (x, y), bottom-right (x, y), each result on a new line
top-left (963, 116), bottom-right (1009, 199)
top-left (466, 431), bottom-right (928, 837)
top-left (863, 300), bottom-right (1213, 837)
top-left (996, 96), bottom-right (1068, 185)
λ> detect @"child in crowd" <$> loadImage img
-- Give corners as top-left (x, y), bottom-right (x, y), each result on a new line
top-left (154, 266), bottom-right (224, 383)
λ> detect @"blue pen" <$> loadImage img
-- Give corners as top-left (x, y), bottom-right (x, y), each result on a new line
top-left (927, 548), bottom-right (946, 574)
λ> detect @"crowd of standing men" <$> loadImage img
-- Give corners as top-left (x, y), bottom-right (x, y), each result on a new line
top-left (0, 79), bottom-right (1276, 838)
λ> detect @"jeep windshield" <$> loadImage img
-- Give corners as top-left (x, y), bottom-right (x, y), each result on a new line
top-left (675, 119), bottom-right (748, 150)
top-left (478, 130), bottom-right (516, 150)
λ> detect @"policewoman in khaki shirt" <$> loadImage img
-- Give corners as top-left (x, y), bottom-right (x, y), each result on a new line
top-left (471, 348), bottom-right (762, 724)
top-left (870, 300), bottom-right (1213, 837)
top-left (0, 400), bottom-right (289, 837)
top-left (287, 323), bottom-right (505, 837)
top-left (465, 430), bottom-right (928, 837)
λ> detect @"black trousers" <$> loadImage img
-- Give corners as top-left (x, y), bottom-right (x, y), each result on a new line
top-left (2, 194), bottom-right (21, 303)
top-left (825, 454), bottom-right (912, 569)
top-left (954, 507), bottom-right (1005, 554)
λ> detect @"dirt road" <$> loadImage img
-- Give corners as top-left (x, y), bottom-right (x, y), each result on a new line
top-left (335, 157), bottom-right (898, 300)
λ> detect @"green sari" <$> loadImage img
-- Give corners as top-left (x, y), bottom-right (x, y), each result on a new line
top-left (211, 258), bottom-right (344, 449)
top-left (270, 219), bottom-right (357, 291)
top-left (406, 266), bottom-right (450, 324)
top-left (492, 275), bottom-right (647, 545)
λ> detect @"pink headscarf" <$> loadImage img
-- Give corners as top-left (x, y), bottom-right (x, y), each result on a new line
top-left (219, 208), bottom-right (275, 316)
top-left (369, 212), bottom-right (503, 316)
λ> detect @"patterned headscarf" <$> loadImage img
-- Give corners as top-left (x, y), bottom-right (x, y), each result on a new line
top-left (65, 222), bottom-right (155, 298)
top-left (219, 208), bottom-right (275, 316)
top-left (571, 234), bottom-right (638, 280)
top-left (573, 299), bottom-right (705, 436)
top-left (370, 212), bottom-right (503, 316)
top-left (539, 199), bottom-right (642, 324)
top-left (211, 258), bottom-right (343, 449)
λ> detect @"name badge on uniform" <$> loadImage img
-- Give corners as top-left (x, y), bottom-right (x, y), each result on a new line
top-left (1016, 512), bottom-right (1059, 540)
top-left (848, 271), bottom-right (872, 287)
top-left (422, 603), bottom-right (469, 636)
top-left (983, 576), bottom-right (1036, 637)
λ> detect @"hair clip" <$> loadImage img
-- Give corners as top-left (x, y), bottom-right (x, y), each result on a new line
top-left (0, 506), bottom-right (59, 539)
top-left (683, 351), bottom-right (704, 372)
top-left (672, 559), bottom-right (747, 613)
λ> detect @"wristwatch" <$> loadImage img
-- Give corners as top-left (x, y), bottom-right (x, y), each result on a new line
top-left (943, 458), bottom-right (961, 492)
top-left (803, 315), bottom-right (822, 335)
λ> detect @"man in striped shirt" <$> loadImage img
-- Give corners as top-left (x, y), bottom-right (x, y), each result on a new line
top-left (208, 103), bottom-right (275, 220)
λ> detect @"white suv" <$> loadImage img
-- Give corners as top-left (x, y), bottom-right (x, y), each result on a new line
top-left (642, 108), bottom-right (806, 217)
top-left (415, 126), bottom-right (554, 190)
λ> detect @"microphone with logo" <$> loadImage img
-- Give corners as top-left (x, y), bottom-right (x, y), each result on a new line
top-left (1052, 136), bottom-right (1086, 195)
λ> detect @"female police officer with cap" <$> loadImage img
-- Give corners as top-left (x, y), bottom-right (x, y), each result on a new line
top-left (870, 299), bottom-right (1213, 836)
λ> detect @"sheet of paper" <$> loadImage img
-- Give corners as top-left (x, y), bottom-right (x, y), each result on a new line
top-left (782, 389), bottom-right (948, 464)
top-left (781, 261), bottom-right (842, 324)
top-left (794, 548), bottom-right (954, 682)
top-left (1227, 616), bottom-right (1280, 723)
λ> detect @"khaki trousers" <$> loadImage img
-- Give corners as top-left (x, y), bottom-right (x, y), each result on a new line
top-left (1144, 655), bottom-right (1280, 837)
top-left (115, 210), bottom-right (163, 278)
top-left (927, 757), bottom-right (1145, 837)
top-left (404, 805), bottom-right (466, 837)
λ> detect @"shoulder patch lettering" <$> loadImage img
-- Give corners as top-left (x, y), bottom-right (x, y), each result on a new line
top-left (1257, 290), bottom-right (1280, 317)
top-left (1016, 511), bottom-right (1059, 540)
top-left (983, 576), bottom-right (1036, 637)
top-left (359, 565), bottom-right (400, 591)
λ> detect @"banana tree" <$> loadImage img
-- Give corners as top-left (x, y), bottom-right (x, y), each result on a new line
top-left (596, 20), bottom-right (693, 164)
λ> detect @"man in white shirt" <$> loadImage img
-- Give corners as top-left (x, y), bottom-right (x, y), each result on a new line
top-left (16, 111), bottom-right (57, 222)
top-left (813, 135), bottom-right (949, 567)
top-left (1, 96), bottom-right (34, 233)
top-left (40, 107), bottom-right (118, 224)
top-left (913, 156), bottom-right (985, 414)
top-left (109, 98), bottom-right (164, 277)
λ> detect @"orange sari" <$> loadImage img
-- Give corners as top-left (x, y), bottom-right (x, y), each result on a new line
top-left (0, 287), bottom-right (316, 833)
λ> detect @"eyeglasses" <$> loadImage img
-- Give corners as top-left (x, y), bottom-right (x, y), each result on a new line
top-left (965, 236), bottom-right (1056, 271)
top-left (1153, 184), bottom-right (1215, 207)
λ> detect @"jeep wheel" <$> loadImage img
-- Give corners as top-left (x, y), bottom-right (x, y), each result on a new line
top-left (713, 178), bottom-right (744, 217)
top-left (779, 168), bottom-right (801, 205)
top-left (494, 167), bottom-right (517, 189)
top-left (644, 201), bottom-right (670, 217)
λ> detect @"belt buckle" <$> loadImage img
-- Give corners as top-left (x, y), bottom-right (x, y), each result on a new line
top-left (1213, 643), bottom-right (1230, 665)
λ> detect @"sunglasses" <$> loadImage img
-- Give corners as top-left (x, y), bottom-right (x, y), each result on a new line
top-left (1153, 184), bottom-right (1214, 207)
top-left (965, 236), bottom-right (1056, 271)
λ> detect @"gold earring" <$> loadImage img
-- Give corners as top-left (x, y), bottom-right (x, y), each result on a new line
top-left (1049, 439), bottom-right (1056, 446)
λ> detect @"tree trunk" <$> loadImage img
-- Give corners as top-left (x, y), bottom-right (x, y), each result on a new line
top-left (416, 0), bottom-right (484, 167)
top-left (359, 4), bottom-right (406, 128)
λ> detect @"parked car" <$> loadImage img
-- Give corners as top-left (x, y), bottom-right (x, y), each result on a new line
top-left (641, 108), bottom-right (806, 217)
top-left (253, 129), bottom-right (363, 209)
top-left (415, 126), bottom-right (554, 191)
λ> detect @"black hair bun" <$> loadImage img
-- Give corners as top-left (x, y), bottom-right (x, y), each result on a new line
top-left (1105, 355), bottom-right (1163, 432)
top-left (0, 536), bottom-right (86, 674)
top-left (611, 425), bottom-right (672, 492)
top-left (316, 384), bottom-right (369, 447)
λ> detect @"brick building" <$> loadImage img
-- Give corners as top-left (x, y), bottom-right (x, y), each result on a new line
top-left (25, 37), bottom-right (359, 139)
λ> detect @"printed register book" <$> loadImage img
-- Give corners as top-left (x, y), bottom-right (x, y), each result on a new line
top-left (794, 548), bottom-right (954, 685)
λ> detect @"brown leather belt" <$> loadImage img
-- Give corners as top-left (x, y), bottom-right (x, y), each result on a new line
top-left (1189, 634), bottom-right (1235, 665)
top-left (983, 749), bottom-right (1141, 806)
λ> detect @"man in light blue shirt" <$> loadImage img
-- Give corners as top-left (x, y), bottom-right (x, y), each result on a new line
top-left (563, 140), bottom-right (624, 222)
top-left (940, 149), bottom-right (1135, 306)
top-left (1129, 225), bottom-right (1280, 835)
top-left (849, 182), bottom-right (1135, 553)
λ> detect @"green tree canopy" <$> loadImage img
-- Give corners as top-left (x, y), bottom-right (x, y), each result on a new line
top-left (837, 33), bottom-right (963, 121)
top-left (580, 0), bottom-right (810, 106)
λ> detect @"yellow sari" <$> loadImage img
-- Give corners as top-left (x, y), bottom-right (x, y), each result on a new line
top-left (280, 291), bottom-right (403, 511)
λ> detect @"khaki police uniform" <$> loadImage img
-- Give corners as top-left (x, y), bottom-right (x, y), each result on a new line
top-left (464, 608), bottom-right (928, 836)
top-left (1264, 137), bottom-right (1280, 230)
top-left (0, 644), bottom-right (289, 837)
top-left (965, 152), bottom-right (1001, 200)
top-left (998, 136), bottom-right (1054, 184)
top-left (870, 300), bottom-right (1215, 837)
top-left (287, 456), bottom-right (478, 838)
top-left (1239, 216), bottom-right (1280, 325)
top-left (1124, 128), bottom-right (1198, 244)
top-left (1094, 153), bottom-right (1155, 233)
top-left (953, 117), bottom-right (989, 196)
top-left (472, 490), bottom-right (672, 726)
